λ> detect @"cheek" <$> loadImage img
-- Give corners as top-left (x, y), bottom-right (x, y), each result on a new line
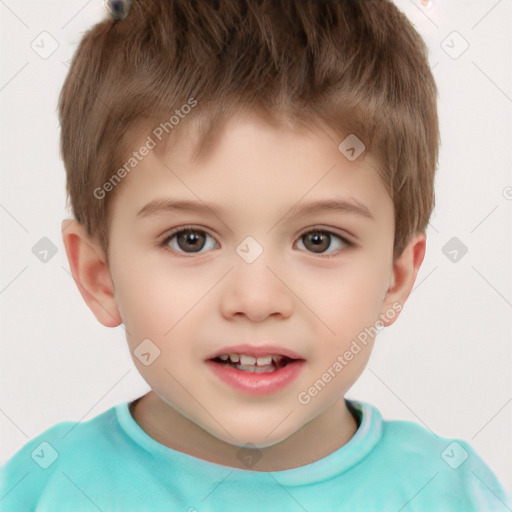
top-left (299, 258), bottom-right (388, 334)
top-left (112, 267), bottom-right (170, 347)
top-left (113, 262), bottom-right (221, 367)
top-left (112, 259), bottom-right (184, 325)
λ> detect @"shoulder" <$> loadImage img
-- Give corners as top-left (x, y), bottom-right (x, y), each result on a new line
top-left (0, 404), bottom-right (120, 511)
top-left (355, 401), bottom-right (508, 511)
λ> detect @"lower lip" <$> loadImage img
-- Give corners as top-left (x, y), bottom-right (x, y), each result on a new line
top-left (205, 359), bottom-right (305, 396)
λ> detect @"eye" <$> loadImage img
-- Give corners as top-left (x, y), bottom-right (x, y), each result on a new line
top-left (160, 227), bottom-right (218, 255)
top-left (295, 229), bottom-right (352, 258)
top-left (159, 226), bottom-right (352, 258)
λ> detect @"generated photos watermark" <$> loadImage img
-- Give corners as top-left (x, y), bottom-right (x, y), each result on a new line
top-left (93, 97), bottom-right (198, 200)
top-left (297, 302), bottom-right (402, 405)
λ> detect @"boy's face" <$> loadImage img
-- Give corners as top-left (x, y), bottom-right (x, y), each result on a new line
top-left (66, 111), bottom-right (424, 450)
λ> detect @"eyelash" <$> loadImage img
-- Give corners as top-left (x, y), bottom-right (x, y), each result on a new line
top-left (158, 225), bottom-right (354, 259)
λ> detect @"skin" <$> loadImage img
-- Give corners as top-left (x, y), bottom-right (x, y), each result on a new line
top-left (62, 110), bottom-right (426, 471)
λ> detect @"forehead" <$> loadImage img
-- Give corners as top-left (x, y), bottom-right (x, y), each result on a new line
top-left (109, 111), bottom-right (392, 228)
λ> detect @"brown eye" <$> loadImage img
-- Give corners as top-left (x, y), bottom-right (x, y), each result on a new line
top-left (176, 230), bottom-right (206, 252)
top-left (302, 230), bottom-right (330, 253)
top-left (162, 228), bottom-right (218, 254)
top-left (296, 229), bottom-right (350, 256)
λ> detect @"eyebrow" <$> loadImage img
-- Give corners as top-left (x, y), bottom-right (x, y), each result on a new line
top-left (136, 196), bottom-right (374, 222)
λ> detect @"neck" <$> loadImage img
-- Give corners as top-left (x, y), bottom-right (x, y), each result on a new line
top-left (130, 391), bottom-right (359, 471)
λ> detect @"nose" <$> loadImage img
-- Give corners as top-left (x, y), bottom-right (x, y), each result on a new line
top-left (220, 253), bottom-right (294, 322)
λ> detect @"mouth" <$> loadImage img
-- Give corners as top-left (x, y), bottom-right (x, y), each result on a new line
top-left (209, 353), bottom-right (295, 373)
top-left (205, 346), bottom-right (305, 396)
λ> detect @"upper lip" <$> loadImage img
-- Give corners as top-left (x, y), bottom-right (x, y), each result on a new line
top-left (207, 344), bottom-right (304, 361)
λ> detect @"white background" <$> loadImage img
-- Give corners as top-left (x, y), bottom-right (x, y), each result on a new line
top-left (1, 0), bottom-right (511, 498)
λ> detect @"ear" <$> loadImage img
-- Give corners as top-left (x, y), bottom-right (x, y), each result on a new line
top-left (61, 219), bottom-right (122, 327)
top-left (379, 231), bottom-right (426, 327)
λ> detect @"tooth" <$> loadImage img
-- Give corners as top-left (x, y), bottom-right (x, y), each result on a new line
top-left (239, 355), bottom-right (256, 365)
top-left (229, 354), bottom-right (240, 363)
top-left (272, 355), bottom-right (284, 364)
top-left (237, 365), bottom-right (275, 373)
top-left (256, 355), bottom-right (272, 366)
top-left (219, 354), bottom-right (229, 361)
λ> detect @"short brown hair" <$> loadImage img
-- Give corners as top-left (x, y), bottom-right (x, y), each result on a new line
top-left (59, 0), bottom-right (439, 263)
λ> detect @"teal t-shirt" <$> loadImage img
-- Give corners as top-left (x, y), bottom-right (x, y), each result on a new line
top-left (0, 399), bottom-right (508, 511)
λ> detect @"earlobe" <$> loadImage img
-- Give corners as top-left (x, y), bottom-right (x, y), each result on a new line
top-left (61, 219), bottom-right (122, 328)
top-left (379, 232), bottom-right (427, 327)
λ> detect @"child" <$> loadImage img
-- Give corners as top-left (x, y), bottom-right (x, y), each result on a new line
top-left (1, 1), bottom-right (507, 510)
